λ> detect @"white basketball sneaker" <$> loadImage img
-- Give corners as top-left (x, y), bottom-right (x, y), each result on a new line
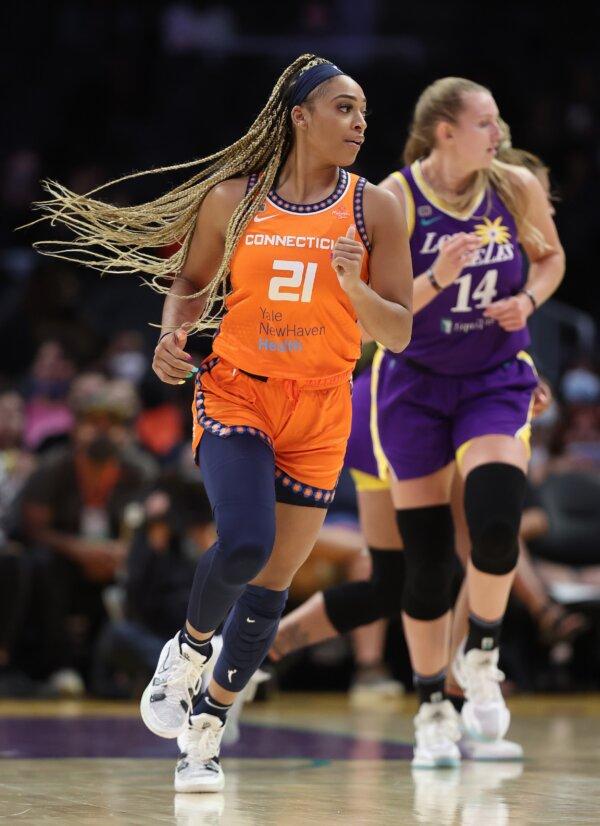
top-left (140, 632), bottom-right (211, 739)
top-left (458, 732), bottom-right (523, 761)
top-left (412, 699), bottom-right (461, 768)
top-left (175, 713), bottom-right (226, 793)
top-left (453, 641), bottom-right (510, 742)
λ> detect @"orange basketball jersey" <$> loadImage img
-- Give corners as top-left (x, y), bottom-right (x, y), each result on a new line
top-left (213, 169), bottom-right (370, 380)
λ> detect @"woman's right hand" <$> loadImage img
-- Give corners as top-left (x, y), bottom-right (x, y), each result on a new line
top-left (432, 232), bottom-right (481, 288)
top-left (532, 378), bottom-right (553, 418)
top-left (152, 327), bottom-right (197, 385)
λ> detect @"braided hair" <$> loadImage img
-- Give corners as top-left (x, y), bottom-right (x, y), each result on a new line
top-left (29, 54), bottom-right (333, 334)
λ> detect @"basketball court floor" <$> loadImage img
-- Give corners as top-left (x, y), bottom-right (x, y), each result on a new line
top-left (1, 693), bottom-right (599, 824)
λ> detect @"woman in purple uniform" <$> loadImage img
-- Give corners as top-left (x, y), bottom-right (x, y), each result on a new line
top-left (273, 78), bottom-right (564, 767)
top-left (375, 78), bottom-right (563, 767)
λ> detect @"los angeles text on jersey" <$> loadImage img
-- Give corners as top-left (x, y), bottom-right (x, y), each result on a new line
top-left (420, 233), bottom-right (515, 266)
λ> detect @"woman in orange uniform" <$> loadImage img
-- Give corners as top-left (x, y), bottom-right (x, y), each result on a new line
top-left (33, 54), bottom-right (412, 791)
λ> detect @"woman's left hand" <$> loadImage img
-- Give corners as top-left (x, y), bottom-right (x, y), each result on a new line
top-left (332, 225), bottom-right (365, 291)
top-left (483, 293), bottom-right (533, 331)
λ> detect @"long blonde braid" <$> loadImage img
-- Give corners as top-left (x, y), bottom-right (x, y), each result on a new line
top-left (27, 54), bottom-right (331, 334)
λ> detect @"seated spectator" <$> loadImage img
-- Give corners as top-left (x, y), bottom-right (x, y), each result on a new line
top-left (16, 374), bottom-right (157, 688)
top-left (21, 340), bottom-right (76, 454)
top-left (104, 330), bottom-right (148, 387)
top-left (91, 473), bottom-right (214, 696)
top-left (511, 377), bottom-right (600, 689)
top-left (0, 389), bottom-right (40, 695)
top-left (135, 371), bottom-right (186, 465)
top-left (0, 390), bottom-right (36, 541)
top-left (530, 366), bottom-right (600, 567)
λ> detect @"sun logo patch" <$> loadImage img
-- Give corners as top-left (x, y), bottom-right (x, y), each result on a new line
top-left (474, 216), bottom-right (511, 246)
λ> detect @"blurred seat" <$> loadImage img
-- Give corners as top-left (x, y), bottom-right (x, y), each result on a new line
top-left (531, 472), bottom-right (600, 567)
top-left (529, 299), bottom-right (597, 386)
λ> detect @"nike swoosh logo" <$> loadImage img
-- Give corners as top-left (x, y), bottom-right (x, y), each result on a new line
top-left (254, 214), bottom-right (277, 223)
top-left (420, 216), bottom-right (442, 226)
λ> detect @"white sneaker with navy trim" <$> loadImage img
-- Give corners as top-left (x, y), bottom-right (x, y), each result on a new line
top-left (140, 633), bottom-right (210, 739)
top-left (453, 641), bottom-right (510, 742)
top-left (175, 713), bottom-right (226, 793)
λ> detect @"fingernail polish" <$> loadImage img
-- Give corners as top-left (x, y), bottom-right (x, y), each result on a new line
top-left (185, 372), bottom-right (193, 379)
top-left (191, 366), bottom-right (199, 373)
top-left (178, 380), bottom-right (185, 385)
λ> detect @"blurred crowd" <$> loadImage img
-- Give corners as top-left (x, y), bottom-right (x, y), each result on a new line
top-left (0, 333), bottom-right (599, 699)
top-left (1, 1), bottom-right (599, 699)
top-left (3, 2), bottom-right (599, 317)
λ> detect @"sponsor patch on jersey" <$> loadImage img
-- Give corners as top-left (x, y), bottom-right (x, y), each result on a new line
top-left (333, 206), bottom-right (351, 219)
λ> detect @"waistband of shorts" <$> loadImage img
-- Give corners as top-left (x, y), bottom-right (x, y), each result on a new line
top-left (399, 353), bottom-right (532, 379)
top-left (209, 356), bottom-right (352, 389)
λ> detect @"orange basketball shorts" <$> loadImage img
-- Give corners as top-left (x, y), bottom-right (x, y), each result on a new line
top-left (191, 356), bottom-right (352, 506)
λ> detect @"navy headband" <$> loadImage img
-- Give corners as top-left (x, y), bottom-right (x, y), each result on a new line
top-left (288, 63), bottom-right (345, 108)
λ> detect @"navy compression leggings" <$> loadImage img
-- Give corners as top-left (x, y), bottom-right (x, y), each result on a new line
top-left (186, 431), bottom-right (277, 633)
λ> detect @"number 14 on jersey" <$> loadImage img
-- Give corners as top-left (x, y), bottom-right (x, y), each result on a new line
top-left (451, 268), bottom-right (498, 313)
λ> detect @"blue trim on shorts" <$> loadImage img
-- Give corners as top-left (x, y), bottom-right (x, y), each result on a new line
top-left (275, 468), bottom-right (336, 509)
top-left (194, 358), bottom-right (274, 447)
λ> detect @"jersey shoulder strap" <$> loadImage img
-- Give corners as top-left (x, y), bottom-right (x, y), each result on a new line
top-left (352, 175), bottom-right (371, 252)
top-left (391, 170), bottom-right (415, 238)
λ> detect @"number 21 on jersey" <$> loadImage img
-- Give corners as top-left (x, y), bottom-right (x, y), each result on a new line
top-left (268, 260), bottom-right (317, 303)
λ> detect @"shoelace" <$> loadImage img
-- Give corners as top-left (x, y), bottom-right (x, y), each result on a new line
top-left (416, 703), bottom-right (460, 747)
top-left (185, 727), bottom-right (223, 762)
top-left (162, 656), bottom-right (202, 706)
top-left (465, 660), bottom-right (505, 703)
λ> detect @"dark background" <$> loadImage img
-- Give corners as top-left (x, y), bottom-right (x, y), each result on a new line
top-left (2, 0), bottom-right (599, 372)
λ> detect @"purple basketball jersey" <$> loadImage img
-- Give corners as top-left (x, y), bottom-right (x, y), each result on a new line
top-left (397, 161), bottom-right (529, 375)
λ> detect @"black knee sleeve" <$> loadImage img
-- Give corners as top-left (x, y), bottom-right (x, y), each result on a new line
top-left (465, 462), bottom-right (526, 576)
top-left (397, 505), bottom-right (456, 621)
top-left (323, 549), bottom-right (404, 634)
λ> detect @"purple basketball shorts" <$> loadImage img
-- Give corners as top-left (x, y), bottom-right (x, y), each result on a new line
top-left (344, 366), bottom-right (380, 478)
top-left (374, 350), bottom-right (537, 481)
